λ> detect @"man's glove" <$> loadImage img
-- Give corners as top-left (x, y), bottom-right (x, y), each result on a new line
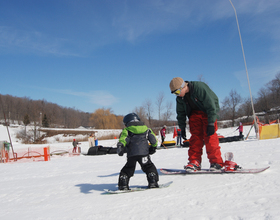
top-left (149, 146), bottom-right (156, 155)
top-left (117, 143), bottom-right (125, 156)
top-left (207, 124), bottom-right (215, 136)
top-left (181, 128), bottom-right (187, 140)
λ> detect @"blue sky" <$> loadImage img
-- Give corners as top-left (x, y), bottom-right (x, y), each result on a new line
top-left (1, 0), bottom-right (280, 120)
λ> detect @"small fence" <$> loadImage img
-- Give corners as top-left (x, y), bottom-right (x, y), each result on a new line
top-left (0, 144), bottom-right (50, 163)
top-left (0, 145), bottom-right (82, 163)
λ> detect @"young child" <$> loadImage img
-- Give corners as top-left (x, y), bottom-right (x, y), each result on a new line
top-left (160, 125), bottom-right (167, 143)
top-left (237, 122), bottom-right (243, 137)
top-left (117, 113), bottom-right (159, 190)
top-left (72, 139), bottom-right (80, 153)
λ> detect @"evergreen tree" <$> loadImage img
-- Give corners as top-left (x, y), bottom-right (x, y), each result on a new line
top-left (42, 114), bottom-right (49, 127)
top-left (23, 114), bottom-right (30, 136)
top-left (23, 114), bottom-right (30, 126)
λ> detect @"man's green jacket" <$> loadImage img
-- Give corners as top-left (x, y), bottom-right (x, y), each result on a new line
top-left (176, 81), bottom-right (220, 129)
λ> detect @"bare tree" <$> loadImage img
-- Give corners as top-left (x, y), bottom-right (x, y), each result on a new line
top-left (133, 106), bottom-right (149, 126)
top-left (221, 89), bottom-right (243, 126)
top-left (155, 92), bottom-right (165, 120)
top-left (237, 97), bottom-right (253, 122)
top-left (162, 101), bottom-right (173, 123)
top-left (255, 87), bottom-right (270, 112)
top-left (267, 72), bottom-right (280, 106)
top-left (143, 99), bottom-right (153, 127)
top-left (197, 74), bottom-right (208, 84)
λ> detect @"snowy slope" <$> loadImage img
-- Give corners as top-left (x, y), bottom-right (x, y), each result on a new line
top-left (0, 125), bottom-right (279, 220)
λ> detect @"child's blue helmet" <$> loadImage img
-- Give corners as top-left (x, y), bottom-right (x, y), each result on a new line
top-left (123, 113), bottom-right (141, 126)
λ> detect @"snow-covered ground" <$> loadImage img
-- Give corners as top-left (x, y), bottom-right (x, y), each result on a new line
top-left (0, 124), bottom-right (279, 220)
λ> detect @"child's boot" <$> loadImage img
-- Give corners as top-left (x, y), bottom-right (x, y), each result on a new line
top-left (147, 172), bottom-right (159, 188)
top-left (118, 173), bottom-right (129, 190)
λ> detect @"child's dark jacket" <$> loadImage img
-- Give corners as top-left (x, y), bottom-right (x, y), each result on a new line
top-left (118, 121), bottom-right (158, 158)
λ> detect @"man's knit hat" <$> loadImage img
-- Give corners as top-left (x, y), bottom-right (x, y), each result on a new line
top-left (169, 77), bottom-right (185, 92)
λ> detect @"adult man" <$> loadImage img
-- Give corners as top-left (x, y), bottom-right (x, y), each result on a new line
top-left (169, 77), bottom-right (223, 171)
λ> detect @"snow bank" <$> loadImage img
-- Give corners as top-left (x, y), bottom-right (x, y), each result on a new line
top-left (0, 125), bottom-right (279, 219)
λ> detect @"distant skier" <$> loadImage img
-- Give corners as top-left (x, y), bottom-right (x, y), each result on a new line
top-left (160, 125), bottom-right (167, 143)
top-left (176, 128), bottom-right (182, 146)
top-left (117, 113), bottom-right (159, 190)
top-left (72, 139), bottom-right (80, 153)
top-left (237, 122), bottom-right (243, 137)
top-left (88, 133), bottom-right (95, 148)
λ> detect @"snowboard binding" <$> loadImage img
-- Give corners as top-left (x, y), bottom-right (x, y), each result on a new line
top-left (224, 152), bottom-right (242, 171)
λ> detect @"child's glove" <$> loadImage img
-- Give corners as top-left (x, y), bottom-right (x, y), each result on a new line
top-left (117, 143), bottom-right (125, 156)
top-left (149, 146), bottom-right (156, 155)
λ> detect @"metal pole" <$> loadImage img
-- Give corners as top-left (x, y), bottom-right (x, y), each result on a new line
top-left (229, 0), bottom-right (259, 139)
top-left (0, 95), bottom-right (15, 159)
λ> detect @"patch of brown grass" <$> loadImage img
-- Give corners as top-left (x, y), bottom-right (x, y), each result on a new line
top-left (39, 129), bottom-right (96, 137)
top-left (38, 128), bottom-right (120, 143)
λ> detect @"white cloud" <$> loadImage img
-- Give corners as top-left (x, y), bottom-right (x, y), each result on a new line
top-left (109, 0), bottom-right (280, 44)
top-left (88, 91), bottom-right (119, 106)
top-left (1, 1), bottom-right (280, 54)
top-left (50, 89), bottom-right (119, 106)
top-left (0, 26), bottom-right (80, 56)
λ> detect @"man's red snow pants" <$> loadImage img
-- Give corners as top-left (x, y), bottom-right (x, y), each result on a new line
top-left (188, 110), bottom-right (223, 166)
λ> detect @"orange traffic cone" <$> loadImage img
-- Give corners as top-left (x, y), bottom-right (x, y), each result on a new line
top-left (173, 126), bottom-right (178, 138)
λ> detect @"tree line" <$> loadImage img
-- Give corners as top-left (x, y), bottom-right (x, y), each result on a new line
top-left (219, 72), bottom-right (280, 126)
top-left (1, 72), bottom-right (279, 129)
top-left (0, 95), bottom-right (91, 128)
top-left (0, 90), bottom-right (175, 130)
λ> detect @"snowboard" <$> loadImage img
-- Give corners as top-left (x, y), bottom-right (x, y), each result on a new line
top-left (160, 166), bottom-right (270, 175)
top-left (104, 181), bottom-right (173, 194)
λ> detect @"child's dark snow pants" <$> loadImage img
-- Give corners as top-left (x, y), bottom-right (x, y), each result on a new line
top-left (120, 155), bottom-right (158, 181)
